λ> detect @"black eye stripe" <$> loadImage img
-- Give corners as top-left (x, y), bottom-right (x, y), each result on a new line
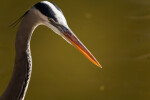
top-left (34, 1), bottom-right (61, 22)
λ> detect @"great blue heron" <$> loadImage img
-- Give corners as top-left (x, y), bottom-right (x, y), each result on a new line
top-left (0, 1), bottom-right (101, 100)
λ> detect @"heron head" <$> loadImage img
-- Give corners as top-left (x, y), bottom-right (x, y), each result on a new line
top-left (33, 1), bottom-right (101, 68)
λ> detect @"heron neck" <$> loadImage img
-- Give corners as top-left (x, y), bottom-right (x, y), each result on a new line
top-left (0, 11), bottom-right (39, 100)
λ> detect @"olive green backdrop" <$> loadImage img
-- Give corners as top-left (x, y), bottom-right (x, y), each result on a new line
top-left (0, 0), bottom-right (150, 100)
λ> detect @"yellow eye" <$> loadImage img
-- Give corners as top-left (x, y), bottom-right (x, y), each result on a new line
top-left (48, 18), bottom-right (55, 23)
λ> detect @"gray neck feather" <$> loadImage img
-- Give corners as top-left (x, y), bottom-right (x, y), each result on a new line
top-left (0, 9), bottom-right (40, 100)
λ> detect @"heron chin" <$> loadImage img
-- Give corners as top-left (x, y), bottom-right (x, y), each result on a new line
top-left (0, 1), bottom-right (101, 100)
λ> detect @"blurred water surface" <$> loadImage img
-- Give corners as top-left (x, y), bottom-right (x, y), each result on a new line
top-left (0, 0), bottom-right (150, 100)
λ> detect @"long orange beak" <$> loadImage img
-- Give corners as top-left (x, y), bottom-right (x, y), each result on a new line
top-left (61, 29), bottom-right (102, 68)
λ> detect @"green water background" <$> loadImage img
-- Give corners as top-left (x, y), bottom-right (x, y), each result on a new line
top-left (0, 0), bottom-right (150, 100)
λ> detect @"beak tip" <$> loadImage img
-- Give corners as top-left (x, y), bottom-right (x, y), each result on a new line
top-left (96, 63), bottom-right (102, 68)
top-left (63, 30), bottom-right (102, 69)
